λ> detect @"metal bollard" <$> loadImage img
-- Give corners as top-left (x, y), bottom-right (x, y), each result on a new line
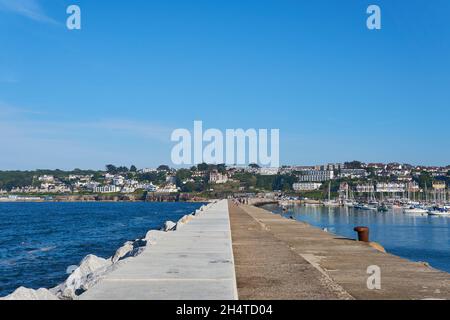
top-left (354, 226), bottom-right (370, 242)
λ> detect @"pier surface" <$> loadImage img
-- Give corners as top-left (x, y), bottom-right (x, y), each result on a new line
top-left (80, 200), bottom-right (237, 300)
top-left (80, 200), bottom-right (450, 300)
top-left (230, 203), bottom-right (450, 300)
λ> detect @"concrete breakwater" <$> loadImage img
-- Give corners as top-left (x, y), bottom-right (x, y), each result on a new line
top-left (79, 199), bottom-right (237, 300)
top-left (1, 201), bottom-right (225, 300)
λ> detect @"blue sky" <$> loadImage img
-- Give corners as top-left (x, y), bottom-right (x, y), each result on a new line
top-left (1, 0), bottom-right (449, 169)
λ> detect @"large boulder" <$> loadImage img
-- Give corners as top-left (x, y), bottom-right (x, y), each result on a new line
top-left (162, 221), bottom-right (177, 232)
top-left (111, 242), bottom-right (134, 264)
top-left (145, 230), bottom-right (165, 244)
top-left (111, 239), bottom-right (147, 264)
top-left (53, 254), bottom-right (112, 299)
top-left (1, 287), bottom-right (59, 300)
top-left (176, 215), bottom-right (194, 228)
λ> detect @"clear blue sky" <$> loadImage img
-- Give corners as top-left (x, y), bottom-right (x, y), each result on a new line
top-left (1, 0), bottom-right (449, 169)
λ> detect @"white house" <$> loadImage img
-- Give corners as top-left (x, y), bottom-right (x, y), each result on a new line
top-left (298, 170), bottom-right (334, 182)
top-left (293, 183), bottom-right (322, 192)
top-left (94, 185), bottom-right (121, 193)
top-left (209, 171), bottom-right (228, 184)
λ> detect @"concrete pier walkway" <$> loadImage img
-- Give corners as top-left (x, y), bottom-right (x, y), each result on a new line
top-left (229, 203), bottom-right (450, 300)
top-left (80, 200), bottom-right (237, 300)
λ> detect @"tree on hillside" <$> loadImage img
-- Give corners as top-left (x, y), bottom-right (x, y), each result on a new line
top-left (117, 166), bottom-right (129, 173)
top-left (217, 164), bottom-right (227, 174)
top-left (197, 163), bottom-right (208, 172)
top-left (157, 165), bottom-right (170, 172)
top-left (344, 161), bottom-right (363, 169)
top-left (415, 172), bottom-right (433, 190)
top-left (249, 163), bottom-right (260, 169)
top-left (272, 174), bottom-right (295, 192)
top-left (106, 164), bottom-right (117, 174)
top-left (176, 169), bottom-right (192, 182)
top-left (130, 165), bottom-right (137, 172)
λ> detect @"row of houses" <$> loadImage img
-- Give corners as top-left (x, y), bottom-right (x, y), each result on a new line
top-left (355, 182), bottom-right (421, 193)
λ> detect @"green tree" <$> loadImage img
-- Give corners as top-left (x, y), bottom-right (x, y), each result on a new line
top-left (130, 165), bottom-right (137, 172)
top-left (249, 163), bottom-right (260, 169)
top-left (344, 161), bottom-right (363, 169)
top-left (106, 164), bottom-right (117, 174)
top-left (176, 169), bottom-right (192, 182)
top-left (157, 165), bottom-right (170, 172)
top-left (117, 166), bottom-right (129, 173)
top-left (217, 164), bottom-right (227, 173)
top-left (272, 174), bottom-right (295, 191)
top-left (197, 163), bottom-right (208, 171)
top-left (415, 172), bottom-right (433, 189)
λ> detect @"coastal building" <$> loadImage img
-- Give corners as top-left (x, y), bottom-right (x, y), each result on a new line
top-left (376, 183), bottom-right (406, 193)
top-left (105, 173), bottom-right (114, 178)
top-left (121, 186), bottom-right (136, 193)
top-left (166, 176), bottom-right (177, 185)
top-left (156, 184), bottom-right (179, 193)
top-left (397, 175), bottom-right (413, 182)
top-left (338, 182), bottom-right (350, 199)
top-left (279, 166), bottom-right (314, 174)
top-left (93, 185), bottom-right (121, 193)
top-left (339, 169), bottom-right (368, 179)
top-left (432, 181), bottom-right (446, 190)
top-left (292, 182), bottom-right (322, 192)
top-left (209, 170), bottom-right (229, 184)
top-left (192, 171), bottom-right (207, 178)
top-left (367, 163), bottom-right (385, 169)
top-left (356, 184), bottom-right (375, 193)
top-left (298, 170), bottom-right (334, 182)
top-left (145, 183), bottom-right (157, 192)
top-left (407, 182), bottom-right (420, 192)
top-left (326, 163), bottom-right (344, 171)
top-left (113, 176), bottom-right (125, 186)
top-left (38, 175), bottom-right (55, 183)
top-left (259, 167), bottom-right (279, 176)
top-left (85, 182), bottom-right (100, 190)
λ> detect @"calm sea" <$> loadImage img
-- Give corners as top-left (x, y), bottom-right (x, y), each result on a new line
top-left (0, 202), bottom-right (204, 297)
top-left (263, 204), bottom-right (450, 274)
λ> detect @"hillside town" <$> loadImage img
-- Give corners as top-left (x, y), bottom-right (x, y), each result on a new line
top-left (0, 162), bottom-right (449, 203)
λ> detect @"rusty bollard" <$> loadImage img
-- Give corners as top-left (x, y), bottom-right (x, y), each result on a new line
top-left (354, 226), bottom-right (370, 242)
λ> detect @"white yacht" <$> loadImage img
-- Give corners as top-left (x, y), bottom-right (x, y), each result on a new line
top-left (428, 207), bottom-right (450, 216)
top-left (404, 207), bottom-right (428, 214)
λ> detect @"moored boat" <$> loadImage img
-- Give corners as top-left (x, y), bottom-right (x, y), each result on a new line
top-left (428, 207), bottom-right (450, 216)
top-left (404, 207), bottom-right (428, 214)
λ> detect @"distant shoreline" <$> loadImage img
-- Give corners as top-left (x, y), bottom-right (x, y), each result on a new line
top-left (0, 196), bottom-right (210, 204)
top-left (0, 200), bottom-right (209, 203)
